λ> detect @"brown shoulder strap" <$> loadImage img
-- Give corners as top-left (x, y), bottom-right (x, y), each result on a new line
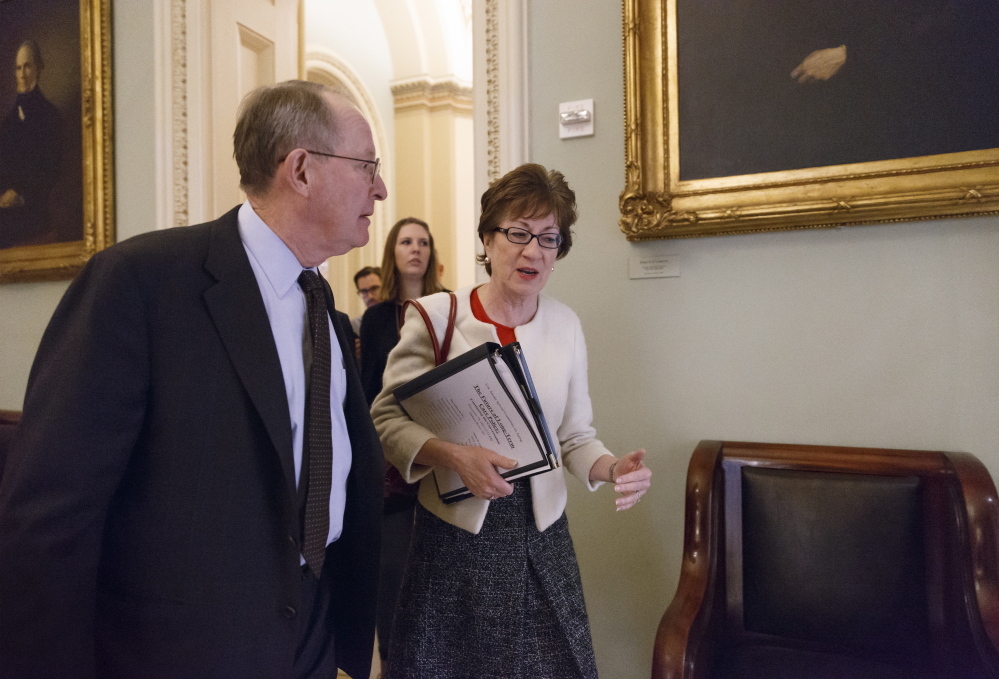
top-left (401, 292), bottom-right (458, 367)
top-left (402, 299), bottom-right (441, 365)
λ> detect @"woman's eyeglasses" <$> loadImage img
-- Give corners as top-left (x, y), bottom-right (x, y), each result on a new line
top-left (495, 227), bottom-right (562, 250)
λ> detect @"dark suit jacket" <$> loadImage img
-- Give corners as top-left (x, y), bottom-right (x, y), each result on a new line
top-left (0, 207), bottom-right (383, 678)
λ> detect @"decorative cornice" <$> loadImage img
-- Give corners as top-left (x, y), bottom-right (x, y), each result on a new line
top-left (485, 0), bottom-right (500, 182)
top-left (391, 77), bottom-right (473, 113)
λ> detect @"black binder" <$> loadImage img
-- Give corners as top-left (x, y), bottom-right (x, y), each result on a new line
top-left (393, 342), bottom-right (559, 503)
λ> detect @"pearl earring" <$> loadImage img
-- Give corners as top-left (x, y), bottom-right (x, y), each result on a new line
top-left (551, 266), bottom-right (555, 272)
top-left (484, 256), bottom-right (490, 263)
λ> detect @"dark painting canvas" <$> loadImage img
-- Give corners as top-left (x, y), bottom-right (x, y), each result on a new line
top-left (677, 0), bottom-right (999, 180)
top-left (0, 0), bottom-right (83, 251)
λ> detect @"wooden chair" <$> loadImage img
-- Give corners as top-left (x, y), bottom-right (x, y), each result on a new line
top-left (0, 410), bottom-right (21, 480)
top-left (653, 441), bottom-right (999, 679)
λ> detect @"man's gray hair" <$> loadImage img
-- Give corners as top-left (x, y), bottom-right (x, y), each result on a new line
top-left (233, 80), bottom-right (358, 196)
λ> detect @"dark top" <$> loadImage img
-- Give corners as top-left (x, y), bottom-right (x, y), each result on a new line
top-left (360, 300), bottom-right (403, 406)
top-left (335, 309), bottom-right (358, 369)
top-left (361, 299), bottom-right (427, 511)
top-left (358, 289), bottom-right (451, 404)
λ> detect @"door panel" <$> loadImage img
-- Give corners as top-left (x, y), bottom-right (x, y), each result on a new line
top-left (209, 0), bottom-right (298, 215)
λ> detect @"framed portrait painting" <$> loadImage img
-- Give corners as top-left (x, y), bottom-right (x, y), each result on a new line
top-left (620, 0), bottom-right (999, 239)
top-left (0, 0), bottom-right (113, 283)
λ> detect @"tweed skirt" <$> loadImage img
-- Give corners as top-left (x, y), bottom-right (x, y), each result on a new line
top-left (385, 481), bottom-right (597, 679)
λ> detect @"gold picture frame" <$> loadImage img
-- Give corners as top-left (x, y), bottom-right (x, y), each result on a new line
top-left (620, 0), bottom-right (999, 240)
top-left (0, 0), bottom-right (113, 283)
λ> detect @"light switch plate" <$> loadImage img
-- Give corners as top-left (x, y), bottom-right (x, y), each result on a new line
top-left (559, 99), bottom-right (594, 138)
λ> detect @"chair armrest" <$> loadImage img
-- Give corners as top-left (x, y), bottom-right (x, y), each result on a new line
top-left (652, 441), bottom-right (723, 679)
top-left (947, 451), bottom-right (999, 655)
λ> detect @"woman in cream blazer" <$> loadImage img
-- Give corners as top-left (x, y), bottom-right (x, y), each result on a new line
top-left (371, 164), bottom-right (652, 679)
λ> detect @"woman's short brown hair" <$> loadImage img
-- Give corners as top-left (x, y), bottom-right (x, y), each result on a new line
top-left (476, 163), bottom-right (577, 275)
top-left (378, 217), bottom-right (444, 303)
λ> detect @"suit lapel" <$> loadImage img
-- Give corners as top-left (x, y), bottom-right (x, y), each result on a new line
top-left (202, 209), bottom-right (296, 492)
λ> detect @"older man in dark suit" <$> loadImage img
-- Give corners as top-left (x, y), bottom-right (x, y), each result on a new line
top-left (0, 80), bottom-right (386, 678)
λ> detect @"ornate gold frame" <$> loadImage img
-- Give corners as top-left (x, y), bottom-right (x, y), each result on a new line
top-left (620, 0), bottom-right (999, 240)
top-left (0, 0), bottom-right (114, 283)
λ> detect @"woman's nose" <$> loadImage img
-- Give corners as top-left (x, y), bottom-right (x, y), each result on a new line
top-left (522, 238), bottom-right (543, 257)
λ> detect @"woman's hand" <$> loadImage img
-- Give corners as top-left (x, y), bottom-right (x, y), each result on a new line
top-left (451, 444), bottom-right (518, 500)
top-left (414, 438), bottom-right (517, 500)
top-left (591, 449), bottom-right (651, 511)
top-left (613, 449), bottom-right (651, 510)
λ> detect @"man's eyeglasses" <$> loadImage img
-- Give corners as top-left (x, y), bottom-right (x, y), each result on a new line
top-left (305, 150), bottom-right (381, 184)
top-left (495, 227), bottom-right (563, 250)
top-left (356, 284), bottom-right (381, 298)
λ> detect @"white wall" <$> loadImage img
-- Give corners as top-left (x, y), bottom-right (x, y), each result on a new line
top-left (527, 1), bottom-right (999, 677)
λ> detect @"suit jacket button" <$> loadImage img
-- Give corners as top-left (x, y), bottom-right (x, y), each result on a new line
top-left (283, 606), bottom-right (297, 619)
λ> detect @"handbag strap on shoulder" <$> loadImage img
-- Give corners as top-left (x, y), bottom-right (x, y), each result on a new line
top-left (402, 292), bottom-right (457, 367)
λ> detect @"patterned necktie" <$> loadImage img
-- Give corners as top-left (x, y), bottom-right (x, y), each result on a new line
top-left (298, 270), bottom-right (333, 577)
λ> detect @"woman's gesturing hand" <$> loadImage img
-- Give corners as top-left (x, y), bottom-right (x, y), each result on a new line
top-left (611, 449), bottom-right (651, 511)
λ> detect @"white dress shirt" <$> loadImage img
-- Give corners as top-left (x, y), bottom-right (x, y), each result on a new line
top-left (238, 201), bottom-right (352, 548)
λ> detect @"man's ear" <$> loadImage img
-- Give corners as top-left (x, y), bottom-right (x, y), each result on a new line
top-left (282, 149), bottom-right (311, 197)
